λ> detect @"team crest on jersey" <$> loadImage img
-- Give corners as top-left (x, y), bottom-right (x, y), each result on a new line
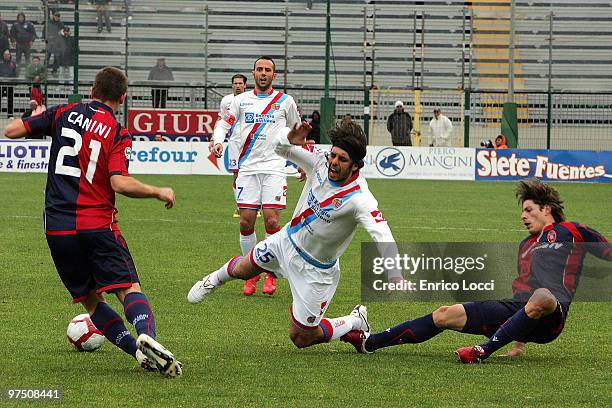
top-left (332, 198), bottom-right (343, 209)
top-left (547, 230), bottom-right (557, 243)
top-left (124, 147), bottom-right (132, 160)
top-left (271, 103), bottom-right (281, 110)
top-left (371, 210), bottom-right (385, 223)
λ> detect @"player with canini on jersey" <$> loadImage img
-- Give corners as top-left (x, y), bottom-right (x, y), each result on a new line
top-left (4, 67), bottom-right (182, 377)
top-left (189, 121), bottom-right (402, 349)
top-left (210, 56), bottom-right (302, 297)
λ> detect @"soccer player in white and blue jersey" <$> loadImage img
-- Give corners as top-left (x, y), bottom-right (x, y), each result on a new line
top-left (210, 57), bottom-right (302, 296)
top-left (189, 121), bottom-right (401, 349)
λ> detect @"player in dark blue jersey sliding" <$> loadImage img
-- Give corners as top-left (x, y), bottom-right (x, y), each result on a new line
top-left (4, 66), bottom-right (182, 377)
top-left (342, 178), bottom-right (611, 363)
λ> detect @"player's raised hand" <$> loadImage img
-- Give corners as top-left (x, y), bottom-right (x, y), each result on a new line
top-left (157, 187), bottom-right (176, 209)
top-left (211, 143), bottom-right (224, 158)
top-left (297, 167), bottom-right (307, 182)
top-left (32, 104), bottom-right (47, 116)
top-left (287, 121), bottom-right (312, 146)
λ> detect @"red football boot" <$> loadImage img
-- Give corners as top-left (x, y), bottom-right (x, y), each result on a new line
top-left (243, 274), bottom-right (261, 296)
top-left (455, 345), bottom-right (486, 364)
top-left (262, 273), bottom-right (277, 295)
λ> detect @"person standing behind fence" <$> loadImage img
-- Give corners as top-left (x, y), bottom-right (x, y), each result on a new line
top-left (10, 12), bottom-right (37, 66)
top-left (94, 0), bottom-right (113, 34)
top-left (46, 11), bottom-right (65, 76)
top-left (59, 27), bottom-right (75, 79)
top-left (0, 50), bottom-right (16, 118)
top-left (0, 13), bottom-right (10, 57)
top-left (428, 107), bottom-right (453, 147)
top-left (148, 58), bottom-right (174, 109)
top-left (387, 100), bottom-right (412, 146)
top-left (308, 110), bottom-right (321, 144)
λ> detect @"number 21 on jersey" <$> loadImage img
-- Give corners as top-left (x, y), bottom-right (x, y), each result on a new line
top-left (55, 127), bottom-right (101, 183)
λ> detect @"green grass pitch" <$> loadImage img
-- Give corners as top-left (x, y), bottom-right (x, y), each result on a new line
top-left (0, 173), bottom-right (610, 407)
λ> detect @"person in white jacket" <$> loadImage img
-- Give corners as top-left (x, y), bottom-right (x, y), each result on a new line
top-left (188, 121), bottom-right (401, 350)
top-left (428, 107), bottom-right (453, 147)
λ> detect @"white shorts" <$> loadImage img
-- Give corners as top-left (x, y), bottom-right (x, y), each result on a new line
top-left (235, 173), bottom-right (287, 210)
top-left (226, 139), bottom-right (241, 172)
top-left (249, 228), bottom-right (340, 329)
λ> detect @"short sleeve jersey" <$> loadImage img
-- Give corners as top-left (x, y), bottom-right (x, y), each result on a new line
top-left (24, 100), bottom-right (132, 233)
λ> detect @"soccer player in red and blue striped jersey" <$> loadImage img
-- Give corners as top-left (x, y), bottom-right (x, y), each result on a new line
top-left (4, 67), bottom-right (182, 377)
top-left (342, 179), bottom-right (612, 363)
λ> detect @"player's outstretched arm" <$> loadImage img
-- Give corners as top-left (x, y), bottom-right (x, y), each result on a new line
top-left (110, 175), bottom-right (176, 209)
top-left (4, 118), bottom-right (27, 139)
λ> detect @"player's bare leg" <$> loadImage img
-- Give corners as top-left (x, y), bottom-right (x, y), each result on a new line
top-left (261, 208), bottom-right (281, 295)
top-left (290, 305), bottom-right (370, 349)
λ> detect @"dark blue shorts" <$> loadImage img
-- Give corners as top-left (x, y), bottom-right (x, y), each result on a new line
top-left (46, 230), bottom-right (140, 303)
top-left (462, 299), bottom-right (566, 344)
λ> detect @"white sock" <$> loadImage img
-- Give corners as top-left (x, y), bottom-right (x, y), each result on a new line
top-left (210, 257), bottom-right (240, 286)
top-left (324, 315), bottom-right (361, 341)
top-left (239, 231), bottom-right (257, 256)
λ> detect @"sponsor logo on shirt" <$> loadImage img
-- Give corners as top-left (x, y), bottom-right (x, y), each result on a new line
top-left (307, 190), bottom-right (332, 225)
top-left (244, 112), bottom-right (276, 124)
top-left (124, 147), bottom-right (132, 160)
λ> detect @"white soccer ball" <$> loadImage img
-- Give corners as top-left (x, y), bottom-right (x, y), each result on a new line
top-left (67, 314), bottom-right (105, 352)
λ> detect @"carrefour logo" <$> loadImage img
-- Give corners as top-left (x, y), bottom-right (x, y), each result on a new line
top-left (376, 147), bottom-right (405, 177)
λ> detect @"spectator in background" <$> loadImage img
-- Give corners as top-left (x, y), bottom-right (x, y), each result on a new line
top-left (10, 12), bottom-right (37, 65)
top-left (94, 0), bottom-right (113, 34)
top-left (25, 55), bottom-right (46, 82)
top-left (340, 113), bottom-right (353, 126)
top-left (0, 49), bottom-right (16, 118)
top-left (428, 107), bottom-right (453, 147)
top-left (495, 134), bottom-right (508, 149)
top-left (0, 13), bottom-right (10, 57)
top-left (308, 110), bottom-right (321, 143)
top-left (0, 49), bottom-right (16, 77)
top-left (148, 58), bottom-right (174, 109)
top-left (59, 27), bottom-right (75, 79)
top-left (46, 11), bottom-right (65, 75)
top-left (154, 134), bottom-right (165, 142)
top-left (387, 100), bottom-right (413, 146)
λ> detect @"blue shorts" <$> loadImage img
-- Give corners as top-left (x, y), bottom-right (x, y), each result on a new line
top-left (462, 299), bottom-right (567, 344)
top-left (46, 230), bottom-right (140, 303)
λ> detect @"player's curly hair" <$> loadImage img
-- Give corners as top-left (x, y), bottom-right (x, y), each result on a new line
top-left (329, 121), bottom-right (367, 169)
top-left (92, 67), bottom-right (128, 103)
top-left (516, 178), bottom-right (565, 222)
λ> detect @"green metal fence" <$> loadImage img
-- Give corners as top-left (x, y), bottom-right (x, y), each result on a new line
top-left (1, 80), bottom-right (610, 151)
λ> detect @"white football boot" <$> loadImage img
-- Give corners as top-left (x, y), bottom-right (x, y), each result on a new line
top-left (187, 273), bottom-right (218, 304)
top-left (136, 334), bottom-right (183, 378)
top-left (351, 304), bottom-right (370, 333)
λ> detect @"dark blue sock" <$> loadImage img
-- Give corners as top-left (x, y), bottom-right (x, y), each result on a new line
top-left (365, 313), bottom-right (443, 352)
top-left (90, 302), bottom-right (137, 356)
top-left (123, 292), bottom-right (157, 338)
top-left (479, 308), bottom-right (538, 358)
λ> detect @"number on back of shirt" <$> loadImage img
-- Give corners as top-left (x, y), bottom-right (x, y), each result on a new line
top-left (55, 127), bottom-right (101, 183)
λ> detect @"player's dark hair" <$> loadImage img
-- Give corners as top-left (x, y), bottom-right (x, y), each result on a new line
top-left (231, 74), bottom-right (247, 84)
top-left (253, 56), bottom-right (276, 72)
top-left (92, 67), bottom-right (128, 103)
top-left (329, 122), bottom-right (367, 169)
top-left (516, 178), bottom-right (565, 222)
